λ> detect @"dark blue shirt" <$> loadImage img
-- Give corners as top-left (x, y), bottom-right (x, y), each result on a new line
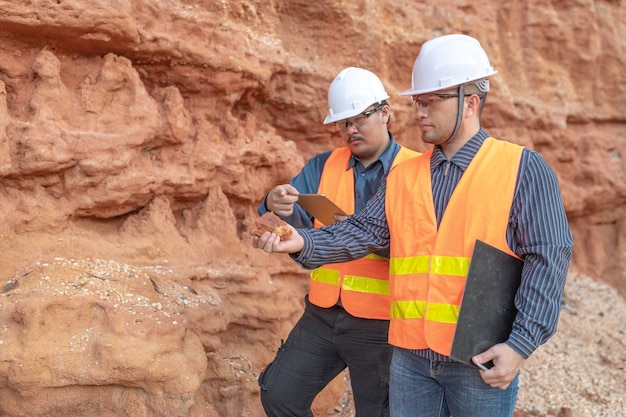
top-left (293, 128), bottom-right (574, 360)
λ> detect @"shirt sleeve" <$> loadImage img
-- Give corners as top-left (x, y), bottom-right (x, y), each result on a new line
top-left (506, 150), bottom-right (574, 358)
top-left (293, 177), bottom-right (391, 269)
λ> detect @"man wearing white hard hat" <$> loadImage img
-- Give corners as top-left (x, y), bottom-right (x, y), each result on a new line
top-left (252, 34), bottom-right (573, 417)
top-left (256, 67), bottom-right (420, 417)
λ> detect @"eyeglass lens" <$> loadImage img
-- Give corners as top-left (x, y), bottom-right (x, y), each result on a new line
top-left (338, 103), bottom-right (383, 131)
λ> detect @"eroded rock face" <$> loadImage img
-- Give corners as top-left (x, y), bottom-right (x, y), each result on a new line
top-left (0, 1), bottom-right (624, 416)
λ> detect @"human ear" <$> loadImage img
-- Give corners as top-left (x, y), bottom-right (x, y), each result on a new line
top-left (466, 94), bottom-right (481, 116)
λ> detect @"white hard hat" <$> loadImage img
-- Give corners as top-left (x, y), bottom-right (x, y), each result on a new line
top-left (399, 34), bottom-right (497, 96)
top-left (323, 67), bottom-right (390, 124)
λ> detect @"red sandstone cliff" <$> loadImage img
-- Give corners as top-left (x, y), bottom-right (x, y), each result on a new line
top-left (0, 1), bottom-right (624, 416)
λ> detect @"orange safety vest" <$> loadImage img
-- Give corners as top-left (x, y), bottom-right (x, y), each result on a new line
top-left (385, 138), bottom-right (523, 353)
top-left (309, 145), bottom-right (421, 319)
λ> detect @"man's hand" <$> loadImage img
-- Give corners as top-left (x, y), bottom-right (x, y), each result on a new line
top-left (252, 225), bottom-right (304, 254)
top-left (472, 343), bottom-right (525, 390)
top-left (266, 184), bottom-right (299, 217)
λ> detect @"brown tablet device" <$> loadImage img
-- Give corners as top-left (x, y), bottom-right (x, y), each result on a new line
top-left (297, 194), bottom-right (348, 226)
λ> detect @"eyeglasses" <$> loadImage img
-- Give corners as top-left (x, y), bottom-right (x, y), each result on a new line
top-left (336, 102), bottom-right (386, 131)
top-left (410, 93), bottom-right (473, 110)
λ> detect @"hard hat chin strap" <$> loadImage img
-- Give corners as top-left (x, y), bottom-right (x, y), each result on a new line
top-left (478, 91), bottom-right (488, 115)
top-left (444, 84), bottom-right (465, 145)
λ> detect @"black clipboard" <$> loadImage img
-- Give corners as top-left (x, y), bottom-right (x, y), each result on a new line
top-left (297, 194), bottom-right (347, 226)
top-left (450, 240), bottom-right (523, 369)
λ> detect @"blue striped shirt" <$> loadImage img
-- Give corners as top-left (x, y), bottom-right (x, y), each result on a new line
top-left (293, 128), bottom-right (573, 360)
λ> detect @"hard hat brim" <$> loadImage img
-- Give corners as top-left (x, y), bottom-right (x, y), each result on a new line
top-left (398, 70), bottom-right (497, 96)
top-left (323, 95), bottom-right (389, 124)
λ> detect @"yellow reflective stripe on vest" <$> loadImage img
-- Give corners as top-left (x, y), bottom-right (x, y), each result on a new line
top-left (391, 300), bottom-right (426, 319)
top-left (431, 256), bottom-right (470, 276)
top-left (342, 275), bottom-right (390, 295)
top-left (390, 255), bottom-right (430, 275)
top-left (391, 255), bottom-right (469, 276)
top-left (311, 269), bottom-right (389, 296)
top-left (425, 302), bottom-right (460, 324)
top-left (390, 301), bottom-right (459, 323)
top-left (389, 255), bottom-right (468, 324)
top-left (311, 268), bottom-right (340, 285)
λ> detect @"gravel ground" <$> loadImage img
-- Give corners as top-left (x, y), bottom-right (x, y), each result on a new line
top-left (517, 273), bottom-right (626, 416)
top-left (329, 273), bottom-right (626, 417)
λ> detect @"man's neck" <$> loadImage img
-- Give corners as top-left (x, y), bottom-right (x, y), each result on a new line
top-left (440, 126), bottom-right (479, 160)
top-left (358, 132), bottom-right (391, 168)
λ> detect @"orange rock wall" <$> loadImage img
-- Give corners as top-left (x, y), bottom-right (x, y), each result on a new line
top-left (0, 1), bottom-right (624, 416)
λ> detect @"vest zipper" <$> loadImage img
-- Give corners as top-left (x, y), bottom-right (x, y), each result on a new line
top-left (444, 161), bottom-right (450, 176)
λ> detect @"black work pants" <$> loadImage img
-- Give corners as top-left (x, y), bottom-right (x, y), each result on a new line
top-left (258, 295), bottom-right (392, 417)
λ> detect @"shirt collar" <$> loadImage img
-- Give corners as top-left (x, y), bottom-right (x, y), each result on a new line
top-left (432, 128), bottom-right (489, 172)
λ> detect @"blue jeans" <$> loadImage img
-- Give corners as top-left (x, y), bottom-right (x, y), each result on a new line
top-left (389, 348), bottom-right (518, 417)
top-left (258, 295), bottom-right (392, 417)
